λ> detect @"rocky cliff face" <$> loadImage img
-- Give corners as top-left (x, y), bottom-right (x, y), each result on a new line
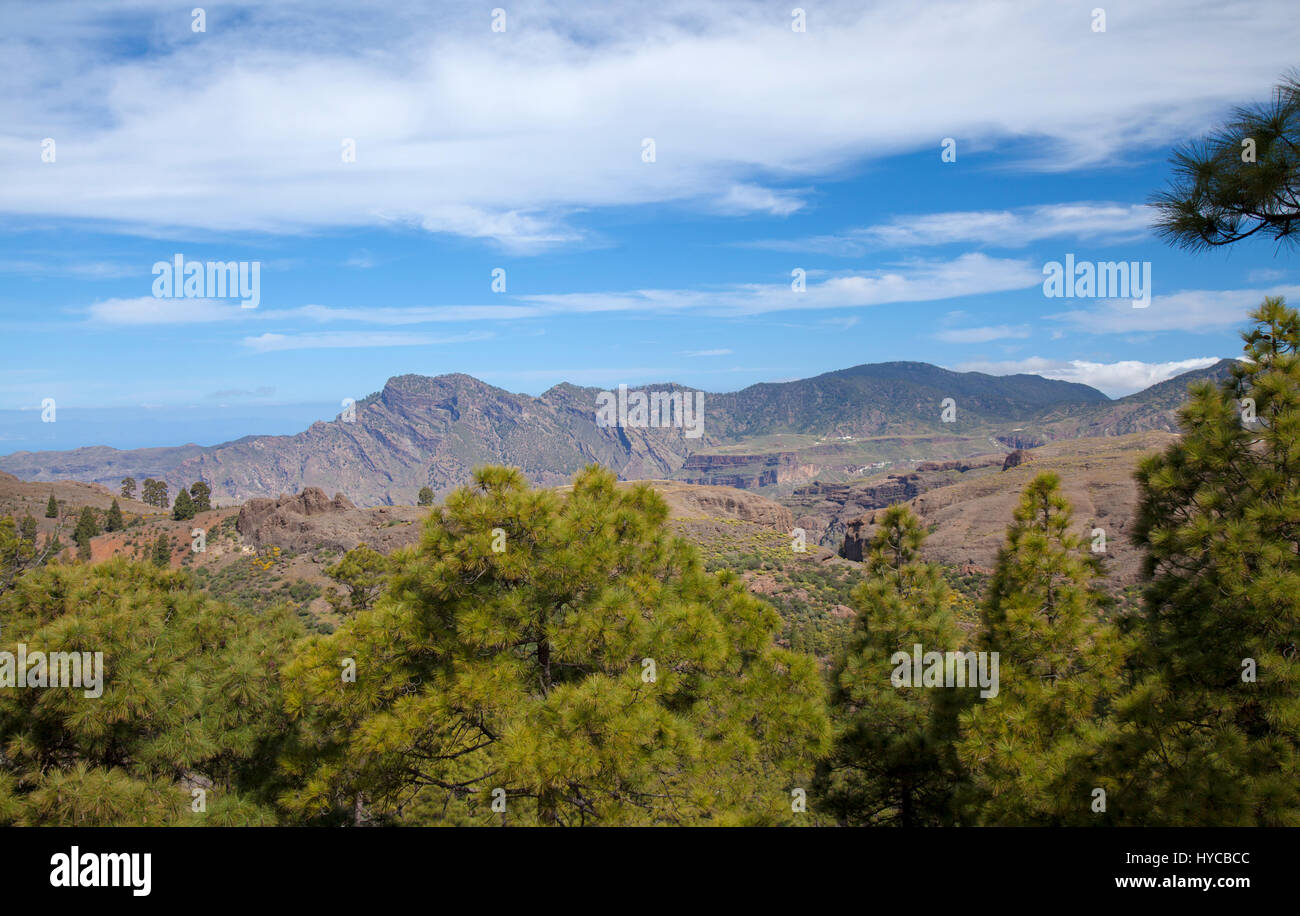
top-left (233, 487), bottom-right (428, 554)
top-left (786, 458), bottom-right (1005, 550)
top-left (676, 452), bottom-right (807, 488)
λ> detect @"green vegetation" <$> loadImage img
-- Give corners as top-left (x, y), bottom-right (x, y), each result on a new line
top-left (4, 303), bottom-right (1298, 827)
top-left (172, 488), bottom-right (195, 520)
top-left (73, 506), bottom-right (100, 560)
top-left (957, 472), bottom-right (1123, 825)
top-left (323, 544), bottom-right (389, 615)
top-left (120, 477), bottom-right (137, 500)
top-left (280, 466), bottom-right (829, 825)
top-left (814, 505), bottom-right (971, 825)
top-left (190, 481), bottom-right (212, 513)
top-left (142, 478), bottom-right (169, 509)
top-left (1100, 297), bottom-right (1300, 825)
top-left (105, 499), bottom-right (124, 532)
top-left (0, 560), bottom-right (301, 825)
top-left (44, 494), bottom-right (57, 518)
top-left (192, 552), bottom-right (320, 619)
top-left (151, 531), bottom-right (171, 568)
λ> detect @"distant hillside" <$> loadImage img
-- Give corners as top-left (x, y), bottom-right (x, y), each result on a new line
top-left (838, 431), bottom-right (1183, 590)
top-left (0, 360), bottom-right (1223, 506)
top-left (1031, 359), bottom-right (1239, 440)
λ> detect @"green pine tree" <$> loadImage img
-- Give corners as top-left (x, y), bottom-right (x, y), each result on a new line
top-left (956, 472), bottom-right (1122, 825)
top-left (120, 477), bottom-right (136, 500)
top-left (189, 481), bottom-right (212, 513)
top-left (280, 465), bottom-right (830, 826)
top-left (1099, 297), bottom-right (1300, 826)
top-left (416, 486), bottom-right (434, 507)
top-left (18, 515), bottom-right (36, 544)
top-left (172, 489), bottom-right (195, 521)
top-left (151, 532), bottom-right (171, 568)
top-left (73, 506), bottom-right (100, 559)
top-left (1, 517), bottom-right (39, 598)
top-left (814, 504), bottom-right (972, 826)
top-left (324, 544), bottom-right (390, 614)
top-left (44, 494), bottom-right (57, 519)
top-left (142, 479), bottom-right (169, 509)
top-left (0, 558), bottom-right (301, 825)
top-left (1152, 71), bottom-right (1300, 251)
top-left (105, 499), bottom-right (124, 532)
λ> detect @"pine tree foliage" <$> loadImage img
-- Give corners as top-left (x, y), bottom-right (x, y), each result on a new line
top-left (1103, 297), bottom-right (1300, 825)
top-left (73, 506), bottom-right (99, 554)
top-left (815, 505), bottom-right (970, 826)
top-left (324, 544), bottom-right (390, 615)
top-left (280, 465), bottom-right (829, 826)
top-left (172, 488), bottom-right (195, 521)
top-left (105, 499), bottom-right (124, 532)
top-left (0, 559), bottom-right (302, 825)
top-left (189, 481), bottom-right (212, 513)
top-left (957, 472), bottom-right (1121, 825)
top-left (1152, 71), bottom-right (1300, 251)
top-left (152, 532), bottom-right (171, 568)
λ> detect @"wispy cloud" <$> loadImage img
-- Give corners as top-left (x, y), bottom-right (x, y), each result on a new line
top-left (0, 259), bottom-right (138, 279)
top-left (936, 323), bottom-right (1031, 344)
top-left (523, 253), bottom-right (1040, 316)
top-left (87, 296), bottom-right (247, 325)
top-left (242, 331), bottom-right (492, 352)
top-left (681, 348), bottom-right (734, 357)
top-left (85, 299), bottom-right (539, 326)
top-left (1049, 285), bottom-right (1300, 334)
top-left (744, 203), bottom-right (1153, 255)
top-left (293, 304), bottom-right (539, 324)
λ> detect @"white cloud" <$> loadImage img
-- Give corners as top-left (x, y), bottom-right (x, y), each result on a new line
top-left (84, 299), bottom-right (539, 326)
top-left (748, 203), bottom-right (1154, 255)
top-left (523, 253), bottom-right (1040, 316)
top-left (955, 356), bottom-right (1223, 397)
top-left (1049, 285), bottom-right (1300, 334)
top-left (87, 296), bottom-right (247, 324)
top-left (936, 323), bottom-right (1031, 344)
top-left (293, 304), bottom-right (539, 323)
top-left (242, 331), bottom-right (491, 352)
top-left (714, 184), bottom-right (807, 217)
top-left (1, 1), bottom-right (1296, 247)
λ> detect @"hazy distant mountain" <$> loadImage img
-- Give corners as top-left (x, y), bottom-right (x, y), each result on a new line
top-left (0, 361), bottom-right (1225, 506)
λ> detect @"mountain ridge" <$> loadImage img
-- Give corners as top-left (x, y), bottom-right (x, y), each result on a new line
top-left (0, 360), bottom-right (1234, 506)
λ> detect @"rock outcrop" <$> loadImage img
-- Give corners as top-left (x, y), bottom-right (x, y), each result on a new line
top-left (1001, 449), bottom-right (1033, 471)
top-left (235, 487), bottom-right (426, 553)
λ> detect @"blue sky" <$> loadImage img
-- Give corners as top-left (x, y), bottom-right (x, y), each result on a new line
top-left (1, 0), bottom-right (1298, 453)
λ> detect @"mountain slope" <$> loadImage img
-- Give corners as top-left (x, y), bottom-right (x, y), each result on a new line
top-left (0, 361), bottom-right (1217, 506)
